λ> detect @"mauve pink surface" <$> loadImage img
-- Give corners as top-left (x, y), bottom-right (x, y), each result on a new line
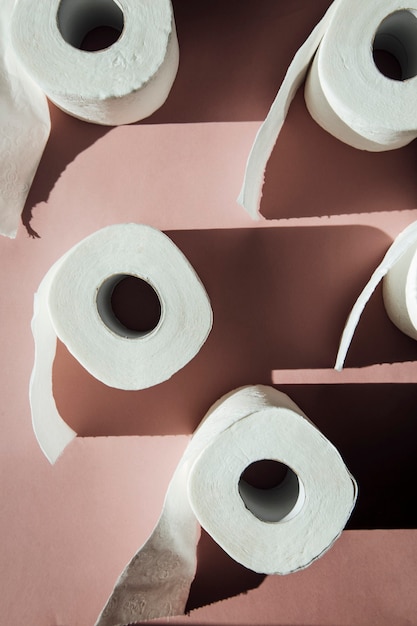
top-left (1, 1), bottom-right (417, 624)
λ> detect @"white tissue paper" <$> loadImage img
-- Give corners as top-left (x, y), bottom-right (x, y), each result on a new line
top-left (239, 0), bottom-right (417, 218)
top-left (95, 385), bottom-right (357, 626)
top-left (1, 0), bottom-right (178, 237)
top-left (0, 0), bottom-right (51, 238)
top-left (30, 223), bottom-right (212, 464)
top-left (383, 239), bottom-right (417, 340)
top-left (335, 221), bottom-right (417, 370)
top-left (11, 0), bottom-right (179, 125)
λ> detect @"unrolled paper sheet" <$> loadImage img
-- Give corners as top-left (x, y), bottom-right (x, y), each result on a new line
top-left (95, 385), bottom-right (357, 626)
top-left (30, 224), bottom-right (212, 464)
top-left (1, 0), bottom-right (178, 237)
top-left (239, 0), bottom-right (417, 218)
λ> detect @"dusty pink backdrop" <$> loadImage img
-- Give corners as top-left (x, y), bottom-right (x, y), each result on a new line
top-left (1, 1), bottom-right (417, 624)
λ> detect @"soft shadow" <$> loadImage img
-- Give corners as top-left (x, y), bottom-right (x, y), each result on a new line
top-left (21, 102), bottom-right (111, 238)
top-left (147, 0), bottom-right (332, 124)
top-left (185, 530), bottom-right (266, 612)
top-left (279, 383), bottom-right (417, 529)
top-left (53, 225), bottom-right (395, 437)
top-left (260, 86), bottom-right (417, 220)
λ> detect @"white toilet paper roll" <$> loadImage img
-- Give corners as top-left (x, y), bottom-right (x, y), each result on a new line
top-left (238, 0), bottom-right (417, 218)
top-left (0, 0), bottom-right (178, 237)
top-left (335, 221), bottom-right (417, 370)
top-left (95, 385), bottom-right (357, 626)
top-left (11, 0), bottom-right (179, 125)
top-left (30, 224), bottom-right (212, 464)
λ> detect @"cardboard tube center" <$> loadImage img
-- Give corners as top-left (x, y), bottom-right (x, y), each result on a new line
top-left (57, 0), bottom-right (124, 51)
top-left (373, 10), bottom-right (417, 80)
top-left (96, 274), bottom-right (162, 338)
top-left (238, 460), bottom-right (305, 523)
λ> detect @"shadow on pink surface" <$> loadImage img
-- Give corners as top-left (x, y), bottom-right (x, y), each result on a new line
top-left (260, 87), bottom-right (417, 220)
top-left (165, 0), bottom-right (416, 138)
top-left (185, 530), bottom-right (266, 613)
top-left (148, 0), bottom-right (332, 124)
top-left (20, 0), bottom-right (341, 238)
top-left (50, 226), bottom-right (417, 530)
top-left (21, 103), bottom-right (110, 238)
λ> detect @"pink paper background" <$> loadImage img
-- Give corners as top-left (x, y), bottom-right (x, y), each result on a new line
top-left (1, 1), bottom-right (417, 624)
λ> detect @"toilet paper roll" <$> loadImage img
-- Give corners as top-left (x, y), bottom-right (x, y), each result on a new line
top-left (1, 0), bottom-right (178, 237)
top-left (0, 0), bottom-right (50, 238)
top-left (335, 221), bottom-right (417, 370)
top-left (30, 223), bottom-right (212, 464)
top-left (238, 0), bottom-right (417, 218)
top-left (94, 385), bottom-right (357, 625)
top-left (11, 0), bottom-right (179, 125)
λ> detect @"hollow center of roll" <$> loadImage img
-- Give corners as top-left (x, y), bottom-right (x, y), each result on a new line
top-left (57, 0), bottom-right (124, 51)
top-left (96, 274), bottom-right (162, 338)
top-left (238, 460), bottom-right (304, 523)
top-left (373, 11), bottom-right (417, 81)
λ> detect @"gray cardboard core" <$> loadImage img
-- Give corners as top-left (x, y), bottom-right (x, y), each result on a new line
top-left (373, 10), bottom-right (417, 80)
top-left (57, 0), bottom-right (124, 50)
top-left (238, 461), bottom-right (304, 523)
top-left (96, 274), bottom-right (161, 339)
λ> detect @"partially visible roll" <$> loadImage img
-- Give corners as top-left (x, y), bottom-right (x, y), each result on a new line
top-left (11, 0), bottom-right (179, 125)
top-left (30, 224), bottom-right (212, 464)
top-left (305, 3), bottom-right (417, 151)
top-left (383, 240), bottom-right (417, 340)
top-left (335, 221), bottom-right (417, 370)
top-left (95, 385), bottom-right (357, 626)
top-left (239, 0), bottom-right (417, 218)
